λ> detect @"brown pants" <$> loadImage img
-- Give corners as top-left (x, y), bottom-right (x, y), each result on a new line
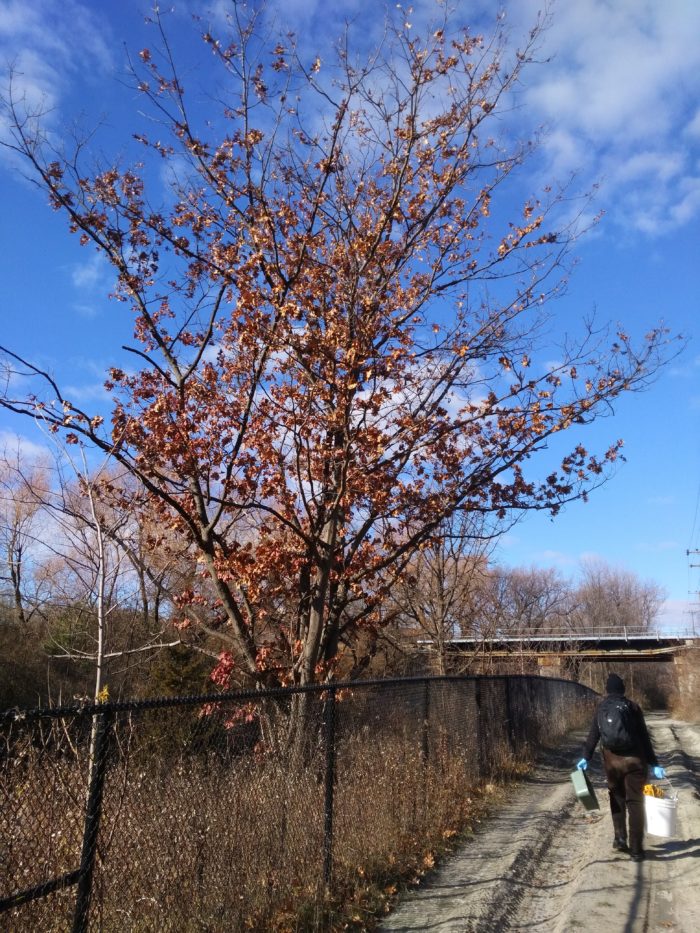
top-left (603, 749), bottom-right (647, 852)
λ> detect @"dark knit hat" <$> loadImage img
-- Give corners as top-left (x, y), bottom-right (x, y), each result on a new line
top-left (606, 673), bottom-right (625, 695)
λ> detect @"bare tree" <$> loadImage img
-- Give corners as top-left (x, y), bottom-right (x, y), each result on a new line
top-left (0, 443), bottom-right (50, 625)
top-left (477, 565), bottom-right (573, 636)
top-left (25, 443), bottom-right (184, 709)
top-left (571, 559), bottom-right (665, 635)
top-left (388, 514), bottom-right (496, 673)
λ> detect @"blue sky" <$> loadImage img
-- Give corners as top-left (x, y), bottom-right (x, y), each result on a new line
top-left (0, 0), bottom-right (699, 630)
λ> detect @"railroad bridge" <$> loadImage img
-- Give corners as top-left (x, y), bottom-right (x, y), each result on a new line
top-left (423, 629), bottom-right (700, 682)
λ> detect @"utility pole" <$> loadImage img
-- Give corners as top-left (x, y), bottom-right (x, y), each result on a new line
top-left (687, 550), bottom-right (700, 636)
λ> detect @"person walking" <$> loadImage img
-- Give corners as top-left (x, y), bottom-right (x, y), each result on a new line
top-left (576, 672), bottom-right (665, 861)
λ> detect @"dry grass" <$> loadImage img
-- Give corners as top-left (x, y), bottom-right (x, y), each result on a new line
top-left (1, 679), bottom-right (594, 931)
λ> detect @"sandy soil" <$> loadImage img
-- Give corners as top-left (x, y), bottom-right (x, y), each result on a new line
top-left (380, 713), bottom-right (700, 933)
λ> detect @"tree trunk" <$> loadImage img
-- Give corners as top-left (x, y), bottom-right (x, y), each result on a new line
top-left (7, 538), bottom-right (27, 626)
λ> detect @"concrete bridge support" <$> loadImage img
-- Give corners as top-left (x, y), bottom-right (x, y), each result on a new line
top-left (673, 644), bottom-right (700, 719)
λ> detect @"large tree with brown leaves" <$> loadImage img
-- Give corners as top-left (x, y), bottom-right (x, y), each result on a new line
top-left (0, 3), bottom-right (671, 690)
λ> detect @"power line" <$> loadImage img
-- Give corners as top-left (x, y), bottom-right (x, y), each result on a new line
top-left (690, 483), bottom-right (700, 551)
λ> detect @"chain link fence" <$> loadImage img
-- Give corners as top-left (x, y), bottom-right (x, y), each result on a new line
top-left (1, 675), bottom-right (596, 931)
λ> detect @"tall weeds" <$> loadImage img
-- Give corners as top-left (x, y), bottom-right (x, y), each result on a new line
top-left (2, 677), bottom-right (595, 931)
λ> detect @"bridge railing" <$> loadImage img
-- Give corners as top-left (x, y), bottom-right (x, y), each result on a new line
top-left (430, 626), bottom-right (699, 644)
top-left (1, 674), bottom-right (596, 932)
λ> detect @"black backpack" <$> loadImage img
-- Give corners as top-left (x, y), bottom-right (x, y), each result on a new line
top-left (597, 696), bottom-right (636, 753)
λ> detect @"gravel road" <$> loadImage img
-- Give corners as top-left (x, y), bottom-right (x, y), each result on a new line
top-left (380, 713), bottom-right (700, 932)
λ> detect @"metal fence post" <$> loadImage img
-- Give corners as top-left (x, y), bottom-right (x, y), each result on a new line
top-left (72, 709), bottom-right (112, 933)
top-left (322, 686), bottom-right (337, 890)
top-left (421, 679), bottom-right (431, 763)
top-left (474, 678), bottom-right (484, 777)
top-left (504, 678), bottom-right (516, 752)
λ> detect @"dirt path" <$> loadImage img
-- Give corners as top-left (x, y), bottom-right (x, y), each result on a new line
top-left (380, 713), bottom-right (700, 933)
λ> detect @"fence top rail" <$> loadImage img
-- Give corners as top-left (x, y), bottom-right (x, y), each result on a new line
top-left (0, 673), bottom-right (599, 722)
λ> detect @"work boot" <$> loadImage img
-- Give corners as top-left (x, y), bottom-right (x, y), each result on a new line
top-left (612, 837), bottom-right (629, 853)
top-left (630, 849), bottom-right (645, 862)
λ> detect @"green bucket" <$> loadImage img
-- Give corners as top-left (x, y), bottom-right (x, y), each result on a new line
top-left (570, 769), bottom-right (600, 810)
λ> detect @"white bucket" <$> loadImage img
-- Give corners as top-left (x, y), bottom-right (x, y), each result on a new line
top-left (644, 792), bottom-right (678, 838)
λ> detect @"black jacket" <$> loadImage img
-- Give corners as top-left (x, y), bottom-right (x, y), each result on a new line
top-left (582, 693), bottom-right (658, 765)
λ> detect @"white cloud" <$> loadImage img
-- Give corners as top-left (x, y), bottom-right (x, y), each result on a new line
top-left (511, 0), bottom-right (700, 236)
top-left (657, 598), bottom-right (696, 632)
top-left (0, 0), bottom-right (112, 70)
top-left (71, 253), bottom-right (107, 290)
top-left (62, 382), bottom-right (109, 403)
top-left (0, 358), bottom-right (30, 394)
top-left (0, 429), bottom-right (49, 461)
top-left (536, 549), bottom-right (577, 567)
top-left (688, 108), bottom-right (700, 139)
top-left (669, 354), bottom-right (700, 379)
top-left (524, 1), bottom-right (699, 136)
top-left (669, 177), bottom-right (700, 227)
top-left (497, 532), bottom-right (520, 550)
top-left (0, 0), bottom-right (113, 150)
top-left (4, 48), bottom-right (60, 112)
top-left (578, 550), bottom-right (604, 565)
top-left (613, 152), bottom-right (684, 187)
top-left (540, 128), bottom-right (586, 179)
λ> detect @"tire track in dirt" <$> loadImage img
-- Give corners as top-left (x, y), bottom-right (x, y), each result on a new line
top-left (380, 736), bottom-right (589, 932)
